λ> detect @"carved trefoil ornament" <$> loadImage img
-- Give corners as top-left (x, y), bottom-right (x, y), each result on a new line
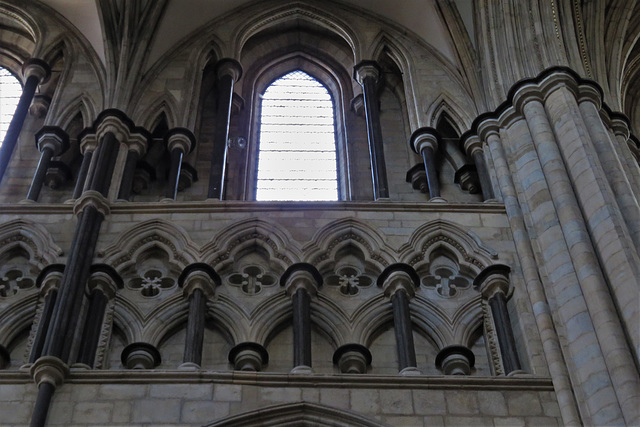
top-left (226, 265), bottom-right (278, 296)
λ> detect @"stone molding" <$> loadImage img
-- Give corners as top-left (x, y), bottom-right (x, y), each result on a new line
top-left (87, 264), bottom-right (123, 299)
top-left (473, 264), bottom-right (512, 300)
top-left (35, 264), bottom-right (65, 297)
top-left (22, 58), bottom-right (51, 84)
top-left (73, 190), bottom-right (111, 217)
top-left (34, 126), bottom-right (70, 156)
top-left (376, 263), bottom-right (419, 299)
top-left (30, 356), bottom-right (69, 388)
top-left (165, 127), bottom-right (196, 155)
top-left (215, 58), bottom-right (243, 82)
top-left (280, 263), bottom-right (323, 297)
top-left (353, 60), bottom-right (381, 86)
top-left (178, 262), bottom-right (220, 299)
top-left (79, 109), bottom-right (151, 154)
top-left (409, 127), bottom-right (439, 154)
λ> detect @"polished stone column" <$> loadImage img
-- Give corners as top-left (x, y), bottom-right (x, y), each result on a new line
top-left (165, 128), bottom-right (195, 200)
top-left (178, 263), bottom-right (220, 369)
top-left (0, 59), bottom-right (51, 183)
top-left (27, 127), bottom-right (70, 201)
top-left (463, 134), bottom-right (494, 201)
top-left (378, 263), bottom-right (421, 375)
top-left (76, 266), bottom-right (122, 367)
top-left (281, 263), bottom-right (323, 374)
top-left (72, 134), bottom-right (97, 199)
top-left (29, 265), bottom-right (64, 363)
top-left (474, 264), bottom-right (522, 375)
top-left (117, 137), bottom-right (146, 200)
top-left (354, 61), bottom-right (389, 200)
top-left (410, 127), bottom-right (444, 202)
top-left (208, 59), bottom-right (243, 199)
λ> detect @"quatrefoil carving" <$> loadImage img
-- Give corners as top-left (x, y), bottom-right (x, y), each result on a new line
top-left (421, 255), bottom-right (471, 298)
top-left (226, 265), bottom-right (277, 296)
top-left (128, 269), bottom-right (175, 297)
top-left (0, 269), bottom-right (35, 298)
top-left (325, 266), bottom-right (373, 296)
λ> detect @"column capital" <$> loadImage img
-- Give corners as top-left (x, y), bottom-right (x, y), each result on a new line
top-left (30, 356), bottom-right (69, 388)
top-left (216, 58), bottom-right (243, 82)
top-left (476, 117), bottom-right (501, 142)
top-left (73, 190), bottom-right (111, 217)
top-left (228, 342), bottom-right (269, 371)
top-left (576, 84), bottom-right (602, 108)
top-left (353, 60), bottom-right (382, 85)
top-left (121, 342), bottom-right (161, 369)
top-left (377, 263), bottom-right (419, 299)
top-left (473, 264), bottom-right (512, 300)
top-left (165, 127), bottom-right (196, 154)
top-left (409, 127), bottom-right (439, 155)
top-left (178, 263), bottom-right (220, 299)
top-left (23, 58), bottom-right (51, 84)
top-left (35, 126), bottom-right (69, 156)
top-left (512, 83), bottom-right (545, 114)
top-left (461, 133), bottom-right (483, 157)
top-left (610, 114), bottom-right (631, 139)
top-left (87, 264), bottom-right (123, 299)
top-left (280, 263), bottom-right (323, 297)
top-left (36, 264), bottom-right (65, 297)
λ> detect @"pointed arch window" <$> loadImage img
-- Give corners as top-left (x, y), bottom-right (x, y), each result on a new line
top-left (0, 67), bottom-right (22, 145)
top-left (256, 70), bottom-right (338, 201)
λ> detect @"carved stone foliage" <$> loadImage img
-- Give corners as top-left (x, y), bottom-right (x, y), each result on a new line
top-left (226, 265), bottom-right (277, 296)
top-left (421, 254), bottom-right (472, 298)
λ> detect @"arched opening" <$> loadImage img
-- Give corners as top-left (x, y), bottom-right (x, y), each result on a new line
top-left (256, 70), bottom-right (338, 201)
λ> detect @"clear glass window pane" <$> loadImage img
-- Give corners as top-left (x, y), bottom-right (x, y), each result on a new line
top-left (256, 70), bottom-right (338, 201)
top-left (0, 68), bottom-right (22, 145)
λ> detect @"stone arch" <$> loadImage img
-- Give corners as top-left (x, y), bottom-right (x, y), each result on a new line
top-left (111, 296), bottom-right (145, 345)
top-left (399, 219), bottom-right (499, 275)
top-left (0, 3), bottom-right (39, 72)
top-left (0, 293), bottom-right (38, 354)
top-left (207, 401), bottom-right (386, 427)
top-left (426, 93), bottom-right (475, 133)
top-left (0, 219), bottom-right (62, 268)
top-left (101, 219), bottom-right (199, 273)
top-left (232, 2), bottom-right (360, 62)
top-left (202, 218), bottom-right (301, 274)
top-left (304, 218), bottom-right (395, 276)
top-left (133, 93), bottom-right (180, 131)
top-left (351, 294), bottom-right (395, 347)
top-left (53, 94), bottom-right (96, 129)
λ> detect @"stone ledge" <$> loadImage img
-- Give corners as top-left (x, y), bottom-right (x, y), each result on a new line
top-left (0, 370), bottom-right (552, 390)
top-left (0, 200), bottom-right (507, 215)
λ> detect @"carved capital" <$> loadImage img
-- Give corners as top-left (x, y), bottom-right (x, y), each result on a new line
top-left (610, 116), bottom-right (630, 140)
top-left (410, 127), bottom-right (439, 154)
top-left (228, 342), bottom-right (269, 371)
top-left (512, 83), bottom-right (544, 114)
top-left (473, 264), bottom-right (512, 300)
top-left (30, 356), bottom-right (69, 388)
top-left (36, 264), bottom-right (65, 297)
top-left (73, 190), bottom-right (111, 217)
top-left (165, 127), bottom-right (196, 154)
top-left (80, 133), bottom-right (98, 154)
top-left (127, 133), bottom-right (148, 157)
top-left (576, 84), bottom-right (602, 109)
top-left (462, 134), bottom-right (483, 157)
top-left (23, 58), bottom-right (51, 84)
top-left (216, 58), bottom-right (243, 82)
top-left (353, 60), bottom-right (381, 85)
top-left (121, 342), bottom-right (161, 369)
top-left (88, 265), bottom-right (122, 300)
top-left (377, 263), bottom-right (419, 299)
top-left (178, 263), bottom-right (220, 299)
top-left (280, 263), bottom-right (322, 298)
top-left (35, 126), bottom-right (70, 156)
top-left (476, 117), bottom-right (501, 142)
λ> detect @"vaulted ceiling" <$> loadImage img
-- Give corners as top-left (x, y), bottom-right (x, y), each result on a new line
top-left (37, 0), bottom-right (475, 70)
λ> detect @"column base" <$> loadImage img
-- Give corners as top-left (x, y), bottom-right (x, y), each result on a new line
top-left (399, 366), bottom-right (422, 376)
top-left (290, 365), bottom-right (313, 374)
top-left (159, 198), bottom-right (175, 203)
top-left (428, 197), bottom-right (447, 203)
top-left (506, 370), bottom-right (529, 377)
top-left (178, 362), bottom-right (201, 371)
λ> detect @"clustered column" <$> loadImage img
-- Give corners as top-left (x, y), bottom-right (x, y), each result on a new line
top-left (117, 137), bottom-right (147, 200)
top-left (27, 127), bottom-right (70, 201)
top-left (473, 264), bottom-right (522, 375)
top-left (354, 60), bottom-right (389, 200)
top-left (281, 263), bottom-right (323, 374)
top-left (410, 127), bottom-right (444, 202)
top-left (30, 116), bottom-right (121, 427)
top-left (378, 263), bottom-right (421, 375)
top-left (0, 59), bottom-right (51, 183)
top-left (178, 263), bottom-right (220, 369)
top-left (208, 58), bottom-right (243, 200)
top-left (76, 266), bottom-right (122, 367)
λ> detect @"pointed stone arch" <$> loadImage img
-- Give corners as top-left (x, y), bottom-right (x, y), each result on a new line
top-left (202, 218), bottom-right (301, 274)
top-left (303, 218), bottom-right (395, 276)
top-left (0, 219), bottom-right (62, 268)
top-left (232, 2), bottom-right (360, 62)
top-left (207, 401), bottom-right (386, 427)
top-left (133, 93), bottom-right (180, 131)
top-left (399, 219), bottom-right (499, 275)
top-left (426, 93), bottom-right (475, 133)
top-left (101, 219), bottom-right (199, 273)
top-left (53, 94), bottom-right (96, 130)
top-left (0, 293), bottom-right (38, 354)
